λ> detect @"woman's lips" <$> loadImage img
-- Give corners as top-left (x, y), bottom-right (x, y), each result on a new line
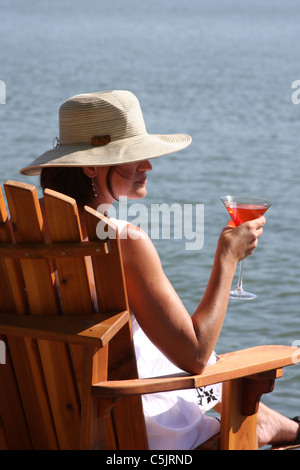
top-left (135, 177), bottom-right (147, 185)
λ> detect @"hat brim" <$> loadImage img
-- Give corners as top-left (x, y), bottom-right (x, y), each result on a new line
top-left (20, 133), bottom-right (192, 176)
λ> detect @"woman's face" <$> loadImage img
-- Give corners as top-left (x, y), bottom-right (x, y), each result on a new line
top-left (83, 160), bottom-right (152, 205)
top-left (110, 160), bottom-right (152, 200)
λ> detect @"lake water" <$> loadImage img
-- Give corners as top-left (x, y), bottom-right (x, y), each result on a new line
top-left (1, 0), bottom-right (300, 420)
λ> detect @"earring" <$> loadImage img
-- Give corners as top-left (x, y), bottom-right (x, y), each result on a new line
top-left (91, 178), bottom-right (98, 198)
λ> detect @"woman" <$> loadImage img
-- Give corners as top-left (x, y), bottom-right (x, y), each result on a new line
top-left (20, 90), bottom-right (299, 449)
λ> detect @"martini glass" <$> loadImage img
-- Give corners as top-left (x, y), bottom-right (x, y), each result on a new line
top-left (220, 195), bottom-right (271, 300)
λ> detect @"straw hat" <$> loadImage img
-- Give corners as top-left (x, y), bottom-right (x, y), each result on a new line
top-left (20, 90), bottom-right (192, 176)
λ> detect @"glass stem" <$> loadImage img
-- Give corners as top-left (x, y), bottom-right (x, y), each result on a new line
top-left (237, 260), bottom-right (244, 291)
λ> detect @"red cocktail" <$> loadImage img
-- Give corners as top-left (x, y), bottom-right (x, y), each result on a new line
top-left (225, 204), bottom-right (269, 227)
top-left (220, 196), bottom-right (271, 299)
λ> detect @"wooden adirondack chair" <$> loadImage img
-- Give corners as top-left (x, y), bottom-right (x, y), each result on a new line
top-left (0, 180), bottom-right (298, 450)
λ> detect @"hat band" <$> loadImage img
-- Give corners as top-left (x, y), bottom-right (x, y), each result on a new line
top-left (53, 134), bottom-right (112, 148)
top-left (91, 135), bottom-right (111, 146)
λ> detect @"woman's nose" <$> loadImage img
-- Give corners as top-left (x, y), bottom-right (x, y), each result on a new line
top-left (138, 160), bottom-right (152, 172)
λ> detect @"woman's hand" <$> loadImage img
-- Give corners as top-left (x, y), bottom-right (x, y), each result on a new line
top-left (216, 216), bottom-right (266, 266)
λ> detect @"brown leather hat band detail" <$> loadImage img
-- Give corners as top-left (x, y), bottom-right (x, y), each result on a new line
top-left (91, 135), bottom-right (112, 147)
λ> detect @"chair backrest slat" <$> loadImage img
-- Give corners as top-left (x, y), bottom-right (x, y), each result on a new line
top-left (85, 206), bottom-right (128, 313)
top-left (0, 186), bottom-right (28, 315)
top-left (0, 334), bottom-right (31, 449)
top-left (43, 188), bottom-right (94, 315)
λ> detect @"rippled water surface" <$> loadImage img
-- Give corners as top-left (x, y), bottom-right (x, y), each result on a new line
top-left (1, 0), bottom-right (300, 417)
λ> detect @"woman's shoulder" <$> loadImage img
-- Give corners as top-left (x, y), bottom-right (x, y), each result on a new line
top-left (108, 218), bottom-right (161, 272)
top-left (109, 216), bottom-right (129, 234)
top-left (109, 217), bottom-right (149, 242)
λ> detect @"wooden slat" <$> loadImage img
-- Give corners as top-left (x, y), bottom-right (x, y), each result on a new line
top-left (0, 335), bottom-right (32, 449)
top-left (6, 334), bottom-right (59, 449)
top-left (80, 345), bottom-right (109, 449)
top-left (108, 324), bottom-right (148, 450)
top-left (0, 416), bottom-right (8, 450)
top-left (5, 181), bottom-right (81, 449)
top-left (0, 240), bottom-right (110, 259)
top-left (0, 186), bottom-right (28, 315)
top-left (85, 206), bottom-right (128, 313)
top-left (220, 378), bottom-right (258, 450)
top-left (43, 189), bottom-right (94, 315)
top-left (0, 311), bottom-right (130, 347)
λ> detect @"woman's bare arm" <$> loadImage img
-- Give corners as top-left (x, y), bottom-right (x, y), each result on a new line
top-left (121, 217), bottom-right (265, 374)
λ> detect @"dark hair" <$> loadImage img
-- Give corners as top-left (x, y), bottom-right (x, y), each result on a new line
top-left (40, 166), bottom-right (117, 207)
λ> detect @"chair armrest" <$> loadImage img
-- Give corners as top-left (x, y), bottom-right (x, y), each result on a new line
top-left (92, 345), bottom-right (299, 397)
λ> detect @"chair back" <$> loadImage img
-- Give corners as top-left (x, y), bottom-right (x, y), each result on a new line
top-left (0, 181), bottom-right (148, 450)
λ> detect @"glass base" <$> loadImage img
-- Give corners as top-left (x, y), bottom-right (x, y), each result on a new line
top-left (230, 288), bottom-right (257, 300)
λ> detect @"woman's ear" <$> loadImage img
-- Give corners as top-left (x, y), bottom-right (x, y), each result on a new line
top-left (82, 166), bottom-right (98, 178)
